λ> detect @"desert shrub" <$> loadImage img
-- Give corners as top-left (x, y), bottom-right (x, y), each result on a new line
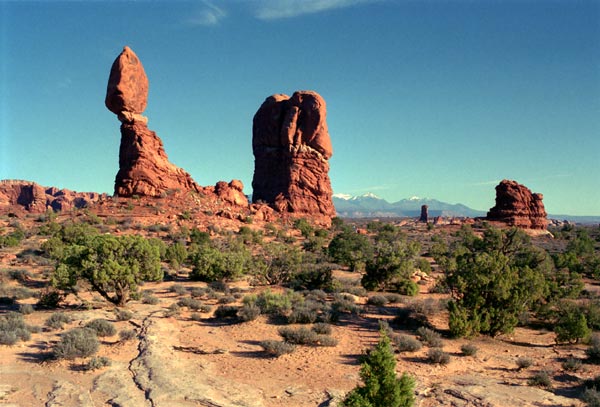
top-left (318, 335), bottom-right (338, 347)
top-left (385, 293), bottom-right (406, 303)
top-left (190, 312), bottom-right (203, 322)
top-left (165, 242), bottom-right (187, 270)
top-left (164, 303), bottom-right (181, 318)
top-left (141, 292), bottom-right (159, 305)
top-left (169, 284), bottom-right (188, 295)
top-left (36, 289), bottom-right (64, 309)
top-left (554, 302), bottom-right (591, 344)
top-left (368, 295), bottom-right (389, 307)
top-left (416, 327), bottom-right (443, 347)
top-left (85, 319), bottom-right (116, 337)
top-left (288, 264), bottom-right (334, 292)
top-left (119, 329), bottom-right (136, 341)
top-left (288, 305), bottom-right (319, 324)
top-left (583, 388), bottom-right (600, 407)
top-left (9, 269), bottom-right (32, 282)
top-left (332, 294), bottom-right (362, 315)
top-left (516, 357), bottom-right (534, 370)
top-left (178, 297), bottom-right (203, 310)
top-left (84, 356), bottom-right (111, 371)
top-left (409, 298), bottom-right (444, 316)
top-left (18, 304), bottom-right (34, 315)
top-left (0, 312), bottom-right (32, 345)
top-left (392, 334), bottom-right (422, 352)
top-left (52, 234), bottom-right (163, 306)
top-left (416, 258), bottom-right (431, 273)
top-left (199, 304), bottom-right (212, 313)
top-left (312, 323), bottom-right (332, 335)
top-left (53, 328), bottom-right (99, 359)
top-left (342, 330), bottom-right (415, 407)
top-left (238, 303), bottom-right (261, 322)
top-left (460, 343), bottom-right (478, 356)
top-left (253, 290), bottom-right (295, 316)
top-left (214, 305), bottom-right (238, 319)
top-left (426, 348), bottom-right (451, 365)
top-left (587, 335), bottom-right (600, 364)
top-left (217, 295), bottom-right (236, 304)
top-left (114, 308), bottom-right (133, 321)
top-left (45, 312), bottom-right (72, 330)
top-left (259, 340), bottom-right (295, 357)
top-left (528, 370), bottom-right (552, 388)
top-left (279, 326), bottom-right (318, 345)
top-left (562, 357), bottom-right (582, 372)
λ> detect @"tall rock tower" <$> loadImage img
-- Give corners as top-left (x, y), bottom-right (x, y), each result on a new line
top-left (251, 91), bottom-right (335, 219)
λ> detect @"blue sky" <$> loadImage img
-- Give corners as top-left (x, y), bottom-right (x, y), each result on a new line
top-left (1, 0), bottom-right (599, 215)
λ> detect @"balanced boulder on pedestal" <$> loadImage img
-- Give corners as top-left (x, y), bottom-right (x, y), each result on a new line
top-left (106, 46), bottom-right (200, 197)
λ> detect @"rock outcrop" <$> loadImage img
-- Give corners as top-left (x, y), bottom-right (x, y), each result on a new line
top-left (487, 179), bottom-right (547, 229)
top-left (420, 205), bottom-right (428, 222)
top-left (106, 46), bottom-right (201, 197)
top-left (0, 180), bottom-right (103, 213)
top-left (251, 91), bottom-right (335, 219)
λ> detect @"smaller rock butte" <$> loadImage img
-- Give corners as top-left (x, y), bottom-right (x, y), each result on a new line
top-left (106, 46), bottom-right (203, 198)
top-left (0, 180), bottom-right (105, 213)
top-left (487, 179), bottom-right (547, 230)
top-left (251, 91), bottom-right (335, 220)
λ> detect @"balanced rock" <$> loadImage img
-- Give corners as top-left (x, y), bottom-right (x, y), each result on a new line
top-left (251, 91), bottom-right (335, 219)
top-left (487, 179), bottom-right (547, 229)
top-left (106, 46), bottom-right (200, 197)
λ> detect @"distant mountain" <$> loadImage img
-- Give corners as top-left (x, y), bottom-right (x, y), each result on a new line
top-left (333, 193), bottom-right (486, 218)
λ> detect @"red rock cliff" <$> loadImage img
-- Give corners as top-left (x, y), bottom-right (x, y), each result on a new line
top-left (251, 91), bottom-right (335, 219)
top-left (486, 179), bottom-right (547, 229)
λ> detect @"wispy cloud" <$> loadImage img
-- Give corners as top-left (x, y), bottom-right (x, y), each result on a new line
top-left (254, 0), bottom-right (376, 20)
top-left (187, 1), bottom-right (227, 26)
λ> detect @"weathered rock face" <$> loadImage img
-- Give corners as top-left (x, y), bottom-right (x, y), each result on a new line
top-left (106, 46), bottom-right (200, 197)
top-left (0, 180), bottom-right (103, 213)
top-left (251, 91), bottom-right (335, 219)
top-left (213, 180), bottom-right (248, 207)
top-left (420, 205), bottom-right (428, 222)
top-left (487, 179), bottom-right (547, 229)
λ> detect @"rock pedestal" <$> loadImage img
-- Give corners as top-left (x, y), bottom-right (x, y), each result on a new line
top-left (486, 179), bottom-right (547, 229)
top-left (251, 91), bottom-right (335, 218)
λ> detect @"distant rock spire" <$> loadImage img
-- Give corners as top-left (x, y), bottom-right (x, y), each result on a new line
top-left (420, 204), bottom-right (429, 222)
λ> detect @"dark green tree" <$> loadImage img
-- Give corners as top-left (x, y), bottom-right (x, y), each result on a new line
top-left (328, 227), bottom-right (373, 272)
top-left (343, 330), bottom-right (415, 407)
top-left (52, 234), bottom-right (163, 306)
top-left (361, 238), bottom-right (420, 294)
top-left (444, 225), bottom-right (551, 337)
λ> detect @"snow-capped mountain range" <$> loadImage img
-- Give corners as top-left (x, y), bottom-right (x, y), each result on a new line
top-left (333, 193), bottom-right (487, 218)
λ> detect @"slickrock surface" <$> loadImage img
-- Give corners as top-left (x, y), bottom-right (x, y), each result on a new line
top-left (106, 46), bottom-right (201, 198)
top-left (487, 179), bottom-right (547, 229)
top-left (252, 91), bottom-right (335, 220)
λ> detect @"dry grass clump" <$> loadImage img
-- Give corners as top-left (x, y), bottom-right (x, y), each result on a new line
top-left (426, 348), bottom-right (451, 365)
top-left (278, 326), bottom-right (338, 347)
top-left (0, 312), bottom-right (33, 345)
top-left (259, 340), bottom-right (295, 357)
top-left (85, 319), bottom-right (116, 337)
top-left (45, 312), bottom-right (72, 330)
top-left (416, 327), bottom-right (443, 347)
top-left (516, 357), bottom-right (534, 370)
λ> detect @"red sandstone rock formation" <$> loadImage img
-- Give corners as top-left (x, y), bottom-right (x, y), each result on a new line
top-left (486, 179), bottom-right (547, 229)
top-left (0, 180), bottom-right (103, 213)
top-left (106, 46), bottom-right (200, 197)
top-left (251, 91), bottom-right (335, 219)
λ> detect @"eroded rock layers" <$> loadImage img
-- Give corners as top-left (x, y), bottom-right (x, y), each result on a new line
top-left (106, 46), bottom-right (200, 197)
top-left (487, 179), bottom-right (547, 229)
top-left (251, 91), bottom-right (335, 218)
